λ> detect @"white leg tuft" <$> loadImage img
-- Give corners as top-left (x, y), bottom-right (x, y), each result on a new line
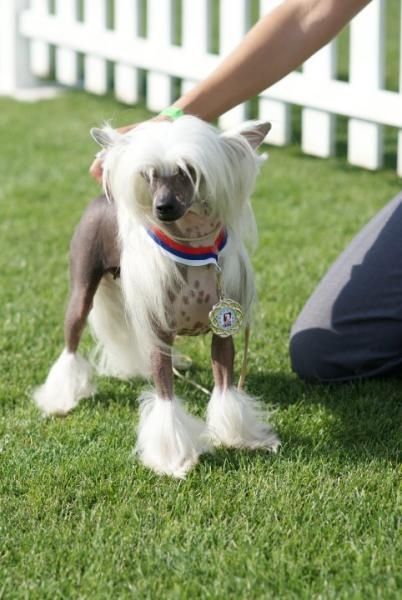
top-left (206, 386), bottom-right (280, 451)
top-left (134, 392), bottom-right (212, 478)
top-left (33, 349), bottom-right (94, 416)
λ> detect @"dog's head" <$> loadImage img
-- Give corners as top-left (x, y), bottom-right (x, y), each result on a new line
top-left (91, 117), bottom-right (270, 234)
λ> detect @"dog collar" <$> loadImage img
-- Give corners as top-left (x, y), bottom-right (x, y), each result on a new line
top-left (145, 225), bottom-right (228, 267)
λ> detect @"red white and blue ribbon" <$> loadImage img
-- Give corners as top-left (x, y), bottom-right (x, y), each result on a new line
top-left (146, 225), bottom-right (227, 267)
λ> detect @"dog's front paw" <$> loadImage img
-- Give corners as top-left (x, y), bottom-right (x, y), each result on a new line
top-left (206, 386), bottom-right (280, 451)
top-left (33, 350), bottom-right (94, 416)
top-left (134, 392), bottom-right (212, 478)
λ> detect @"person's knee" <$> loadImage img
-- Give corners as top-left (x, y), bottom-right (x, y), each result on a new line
top-left (289, 330), bottom-right (317, 381)
top-left (290, 325), bottom-right (402, 382)
top-left (289, 328), bottom-right (344, 382)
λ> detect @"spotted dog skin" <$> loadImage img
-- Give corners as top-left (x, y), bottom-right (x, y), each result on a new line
top-left (65, 169), bottom-right (221, 355)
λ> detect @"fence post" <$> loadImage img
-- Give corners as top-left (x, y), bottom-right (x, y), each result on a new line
top-left (302, 42), bottom-right (336, 158)
top-left (182, 0), bottom-right (211, 96)
top-left (29, 0), bottom-right (52, 78)
top-left (0, 0), bottom-right (37, 95)
top-left (348, 0), bottom-right (385, 170)
top-left (83, 0), bottom-right (108, 95)
top-left (218, 0), bottom-right (250, 130)
top-left (55, 0), bottom-right (79, 86)
top-left (115, 0), bottom-right (141, 105)
top-left (259, 0), bottom-right (291, 146)
top-left (147, 0), bottom-right (174, 112)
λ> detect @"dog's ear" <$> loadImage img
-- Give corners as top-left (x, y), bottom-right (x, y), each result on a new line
top-left (90, 126), bottom-right (120, 148)
top-left (225, 120), bottom-right (271, 150)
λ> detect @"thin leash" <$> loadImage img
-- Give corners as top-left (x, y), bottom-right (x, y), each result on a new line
top-left (172, 366), bottom-right (210, 396)
top-left (237, 324), bottom-right (250, 390)
top-left (173, 324), bottom-right (250, 395)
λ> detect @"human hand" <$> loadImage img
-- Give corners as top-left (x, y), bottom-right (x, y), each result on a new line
top-left (89, 116), bottom-right (172, 183)
top-left (89, 150), bottom-right (106, 183)
top-left (89, 121), bottom-right (138, 182)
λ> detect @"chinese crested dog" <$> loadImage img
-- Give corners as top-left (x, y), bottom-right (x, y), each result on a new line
top-left (33, 116), bottom-right (279, 477)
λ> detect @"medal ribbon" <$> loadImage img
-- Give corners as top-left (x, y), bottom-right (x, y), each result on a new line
top-left (145, 225), bottom-right (227, 267)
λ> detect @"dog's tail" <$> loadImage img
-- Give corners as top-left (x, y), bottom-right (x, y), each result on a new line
top-left (88, 274), bottom-right (150, 379)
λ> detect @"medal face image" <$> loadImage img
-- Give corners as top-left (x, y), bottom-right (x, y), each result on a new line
top-left (209, 298), bottom-right (244, 337)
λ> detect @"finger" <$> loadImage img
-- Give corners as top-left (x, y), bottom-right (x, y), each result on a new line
top-left (89, 158), bottom-right (103, 183)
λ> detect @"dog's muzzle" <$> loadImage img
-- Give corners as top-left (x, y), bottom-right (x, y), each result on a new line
top-left (155, 193), bottom-right (185, 222)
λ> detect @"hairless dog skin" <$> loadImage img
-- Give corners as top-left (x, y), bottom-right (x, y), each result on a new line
top-left (34, 118), bottom-right (279, 478)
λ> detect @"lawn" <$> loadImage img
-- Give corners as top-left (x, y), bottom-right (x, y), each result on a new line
top-left (0, 91), bottom-right (401, 599)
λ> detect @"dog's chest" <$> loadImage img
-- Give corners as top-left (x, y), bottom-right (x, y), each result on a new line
top-left (171, 265), bottom-right (219, 335)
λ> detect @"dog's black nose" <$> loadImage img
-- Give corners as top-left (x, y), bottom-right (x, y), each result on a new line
top-left (155, 194), bottom-right (182, 221)
top-left (156, 201), bottom-right (176, 215)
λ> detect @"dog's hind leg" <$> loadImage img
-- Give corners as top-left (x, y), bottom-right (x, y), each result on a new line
top-left (134, 342), bottom-right (211, 478)
top-left (33, 195), bottom-right (119, 416)
top-left (206, 334), bottom-right (280, 451)
top-left (33, 277), bottom-right (100, 416)
top-left (33, 244), bottom-right (104, 416)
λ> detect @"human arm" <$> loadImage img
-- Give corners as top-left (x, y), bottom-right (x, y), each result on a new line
top-left (173, 0), bottom-right (369, 121)
top-left (90, 0), bottom-right (369, 180)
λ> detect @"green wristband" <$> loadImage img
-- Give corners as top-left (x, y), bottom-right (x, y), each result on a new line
top-left (159, 106), bottom-right (184, 120)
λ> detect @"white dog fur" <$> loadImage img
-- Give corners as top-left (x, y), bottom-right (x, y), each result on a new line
top-left (207, 386), bottom-right (280, 451)
top-left (33, 116), bottom-right (279, 476)
top-left (33, 349), bottom-right (94, 416)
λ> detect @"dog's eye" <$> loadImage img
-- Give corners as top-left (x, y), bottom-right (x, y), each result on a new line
top-left (141, 170), bottom-right (152, 184)
top-left (187, 166), bottom-right (197, 183)
top-left (178, 166), bottom-right (196, 183)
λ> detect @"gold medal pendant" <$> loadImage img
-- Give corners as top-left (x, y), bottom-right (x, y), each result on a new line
top-left (209, 269), bottom-right (244, 338)
top-left (209, 298), bottom-right (244, 337)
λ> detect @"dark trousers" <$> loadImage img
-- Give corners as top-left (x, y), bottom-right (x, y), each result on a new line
top-left (290, 191), bottom-right (402, 382)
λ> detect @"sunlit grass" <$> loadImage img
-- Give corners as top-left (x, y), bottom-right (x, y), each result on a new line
top-left (0, 92), bottom-right (401, 599)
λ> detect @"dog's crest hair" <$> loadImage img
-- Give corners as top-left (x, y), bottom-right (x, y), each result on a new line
top-left (90, 116), bottom-right (266, 377)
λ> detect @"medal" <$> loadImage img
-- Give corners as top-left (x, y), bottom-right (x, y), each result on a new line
top-left (144, 223), bottom-right (244, 337)
top-left (209, 298), bottom-right (244, 337)
top-left (209, 270), bottom-right (244, 338)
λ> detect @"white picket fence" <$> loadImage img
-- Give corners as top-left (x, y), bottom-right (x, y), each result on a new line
top-left (1, 0), bottom-right (402, 175)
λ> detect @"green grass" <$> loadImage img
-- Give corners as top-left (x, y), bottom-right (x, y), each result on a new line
top-left (0, 92), bottom-right (402, 599)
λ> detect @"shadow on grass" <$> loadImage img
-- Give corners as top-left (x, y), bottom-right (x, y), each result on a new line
top-left (89, 364), bottom-right (212, 412)
top-left (89, 377), bottom-right (142, 410)
top-left (247, 369), bottom-right (402, 463)
top-left (86, 364), bottom-right (401, 465)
